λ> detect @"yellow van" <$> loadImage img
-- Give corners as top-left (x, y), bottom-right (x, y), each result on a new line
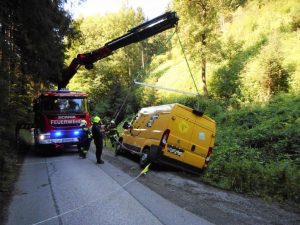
top-left (116, 103), bottom-right (216, 173)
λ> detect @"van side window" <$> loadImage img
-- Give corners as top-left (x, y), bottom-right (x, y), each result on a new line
top-left (147, 114), bottom-right (158, 127)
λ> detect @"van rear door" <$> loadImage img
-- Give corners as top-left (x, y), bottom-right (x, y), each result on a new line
top-left (165, 105), bottom-right (195, 163)
top-left (186, 115), bottom-right (215, 168)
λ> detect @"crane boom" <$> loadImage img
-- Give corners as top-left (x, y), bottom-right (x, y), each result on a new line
top-left (59, 11), bottom-right (179, 89)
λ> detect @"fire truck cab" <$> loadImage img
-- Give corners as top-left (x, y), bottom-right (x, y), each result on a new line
top-left (16, 90), bottom-right (91, 150)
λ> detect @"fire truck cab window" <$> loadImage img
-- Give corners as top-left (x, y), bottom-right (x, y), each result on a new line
top-left (41, 97), bottom-right (87, 113)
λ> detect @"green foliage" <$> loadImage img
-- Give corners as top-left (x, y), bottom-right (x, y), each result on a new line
top-left (241, 36), bottom-right (292, 102)
top-left (203, 94), bottom-right (300, 203)
top-left (206, 155), bottom-right (300, 202)
top-left (218, 0), bottom-right (300, 102)
top-left (139, 0), bottom-right (300, 104)
top-left (172, 0), bottom-right (221, 61)
top-left (0, 0), bottom-right (76, 112)
top-left (0, 0), bottom-right (76, 194)
top-left (261, 56), bottom-right (289, 97)
top-left (172, 0), bottom-right (227, 96)
top-left (67, 8), bottom-right (144, 121)
top-left (210, 37), bottom-right (266, 100)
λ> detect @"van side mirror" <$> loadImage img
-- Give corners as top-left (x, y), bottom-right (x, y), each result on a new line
top-left (122, 121), bottom-right (131, 129)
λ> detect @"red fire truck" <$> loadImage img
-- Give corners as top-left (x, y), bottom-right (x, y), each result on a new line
top-left (16, 90), bottom-right (91, 150)
top-left (16, 11), bottom-right (179, 151)
top-left (34, 90), bottom-right (91, 147)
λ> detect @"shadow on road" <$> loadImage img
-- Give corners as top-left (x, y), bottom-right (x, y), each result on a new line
top-left (23, 145), bottom-right (79, 159)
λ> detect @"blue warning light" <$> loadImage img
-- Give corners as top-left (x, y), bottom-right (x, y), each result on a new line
top-left (54, 131), bottom-right (63, 137)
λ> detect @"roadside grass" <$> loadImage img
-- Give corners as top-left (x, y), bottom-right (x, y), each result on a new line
top-left (0, 122), bottom-right (25, 225)
top-left (0, 143), bottom-right (19, 192)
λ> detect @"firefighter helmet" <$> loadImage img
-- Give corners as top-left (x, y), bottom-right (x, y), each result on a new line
top-left (93, 116), bottom-right (101, 123)
top-left (80, 120), bottom-right (87, 127)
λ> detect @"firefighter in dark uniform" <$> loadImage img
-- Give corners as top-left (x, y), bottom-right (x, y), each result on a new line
top-left (92, 116), bottom-right (104, 164)
top-left (106, 120), bottom-right (119, 148)
top-left (77, 120), bottom-right (92, 158)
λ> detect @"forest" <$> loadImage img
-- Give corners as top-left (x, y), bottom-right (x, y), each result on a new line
top-left (0, 0), bottom-right (299, 204)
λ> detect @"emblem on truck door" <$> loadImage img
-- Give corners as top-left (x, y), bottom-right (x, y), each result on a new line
top-left (179, 120), bottom-right (189, 133)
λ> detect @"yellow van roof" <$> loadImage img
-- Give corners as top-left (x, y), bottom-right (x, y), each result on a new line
top-left (139, 104), bottom-right (176, 115)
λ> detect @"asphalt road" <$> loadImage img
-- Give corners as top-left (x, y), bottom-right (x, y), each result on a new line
top-left (5, 146), bottom-right (212, 225)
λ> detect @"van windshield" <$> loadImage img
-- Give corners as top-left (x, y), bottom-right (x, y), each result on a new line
top-left (41, 97), bottom-right (88, 113)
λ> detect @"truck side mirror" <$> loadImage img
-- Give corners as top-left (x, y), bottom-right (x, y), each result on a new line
top-left (88, 100), bottom-right (95, 111)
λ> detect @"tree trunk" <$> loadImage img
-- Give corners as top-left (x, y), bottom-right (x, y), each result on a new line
top-left (141, 45), bottom-right (145, 69)
top-left (128, 57), bottom-right (131, 78)
top-left (201, 33), bottom-right (209, 96)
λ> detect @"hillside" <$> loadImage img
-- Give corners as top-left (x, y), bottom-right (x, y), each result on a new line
top-left (144, 0), bottom-right (300, 102)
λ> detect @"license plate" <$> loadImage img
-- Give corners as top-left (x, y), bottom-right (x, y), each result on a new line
top-left (52, 138), bottom-right (78, 143)
top-left (62, 138), bottom-right (78, 143)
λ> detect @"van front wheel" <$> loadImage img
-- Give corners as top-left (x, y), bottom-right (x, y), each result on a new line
top-left (140, 147), bottom-right (150, 168)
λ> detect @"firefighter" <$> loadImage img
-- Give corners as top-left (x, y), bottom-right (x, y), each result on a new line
top-left (77, 120), bottom-right (92, 158)
top-left (92, 116), bottom-right (104, 164)
top-left (106, 120), bottom-right (119, 148)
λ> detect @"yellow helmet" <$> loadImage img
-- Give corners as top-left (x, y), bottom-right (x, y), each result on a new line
top-left (93, 116), bottom-right (101, 123)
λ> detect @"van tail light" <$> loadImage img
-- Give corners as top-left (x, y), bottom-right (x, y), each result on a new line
top-left (160, 129), bottom-right (170, 148)
top-left (204, 147), bottom-right (213, 168)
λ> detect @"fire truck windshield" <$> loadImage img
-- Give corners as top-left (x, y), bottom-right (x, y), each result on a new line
top-left (41, 97), bottom-right (88, 113)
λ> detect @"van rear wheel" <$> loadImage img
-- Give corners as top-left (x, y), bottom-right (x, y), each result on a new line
top-left (115, 141), bottom-right (123, 156)
top-left (140, 147), bottom-right (150, 168)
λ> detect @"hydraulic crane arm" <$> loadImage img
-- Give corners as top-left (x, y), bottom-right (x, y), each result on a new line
top-left (59, 11), bottom-right (179, 89)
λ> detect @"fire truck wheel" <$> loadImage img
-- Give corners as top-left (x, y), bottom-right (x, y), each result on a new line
top-left (139, 147), bottom-right (150, 168)
top-left (33, 144), bottom-right (43, 154)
